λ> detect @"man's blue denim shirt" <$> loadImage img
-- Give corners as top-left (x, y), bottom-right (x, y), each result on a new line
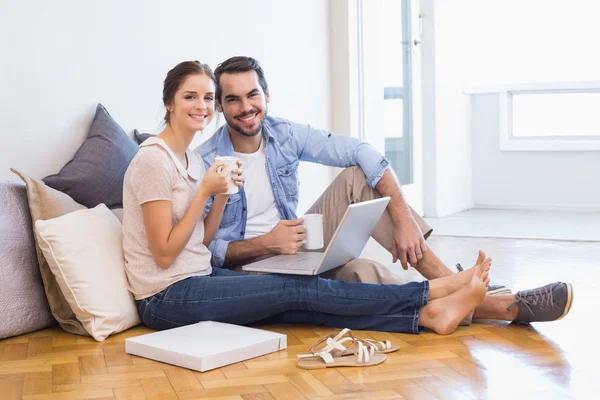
top-left (194, 115), bottom-right (390, 267)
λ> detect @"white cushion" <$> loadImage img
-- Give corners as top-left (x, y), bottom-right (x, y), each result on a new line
top-left (35, 204), bottom-right (140, 341)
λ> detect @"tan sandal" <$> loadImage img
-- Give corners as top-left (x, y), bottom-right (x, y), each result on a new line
top-left (297, 330), bottom-right (387, 370)
top-left (354, 337), bottom-right (400, 354)
top-left (312, 329), bottom-right (400, 357)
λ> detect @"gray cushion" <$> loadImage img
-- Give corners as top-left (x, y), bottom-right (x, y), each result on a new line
top-left (0, 182), bottom-right (55, 339)
top-left (134, 129), bottom-right (155, 144)
top-left (43, 104), bottom-right (138, 209)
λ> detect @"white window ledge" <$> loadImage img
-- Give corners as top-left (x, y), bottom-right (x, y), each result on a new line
top-left (466, 82), bottom-right (600, 151)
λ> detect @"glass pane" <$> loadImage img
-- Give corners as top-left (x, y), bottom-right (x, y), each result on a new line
top-left (512, 92), bottom-right (600, 137)
top-left (383, 0), bottom-right (412, 185)
top-left (383, 99), bottom-right (411, 184)
top-left (362, 0), bottom-right (412, 185)
top-left (383, 99), bottom-right (404, 138)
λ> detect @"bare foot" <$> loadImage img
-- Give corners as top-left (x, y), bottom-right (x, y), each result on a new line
top-left (428, 254), bottom-right (492, 300)
top-left (421, 264), bottom-right (491, 335)
top-left (454, 250), bottom-right (491, 287)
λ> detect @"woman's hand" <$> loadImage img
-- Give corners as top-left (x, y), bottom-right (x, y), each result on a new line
top-left (200, 161), bottom-right (229, 196)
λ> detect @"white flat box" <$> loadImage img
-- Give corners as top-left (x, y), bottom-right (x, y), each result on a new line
top-left (125, 321), bottom-right (287, 372)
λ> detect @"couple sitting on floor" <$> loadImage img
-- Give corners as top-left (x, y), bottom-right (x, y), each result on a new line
top-left (122, 56), bottom-right (574, 339)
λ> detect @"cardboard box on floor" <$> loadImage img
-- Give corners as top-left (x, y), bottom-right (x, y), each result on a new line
top-left (125, 321), bottom-right (287, 372)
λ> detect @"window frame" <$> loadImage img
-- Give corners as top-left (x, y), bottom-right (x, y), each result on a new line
top-left (477, 82), bottom-right (600, 151)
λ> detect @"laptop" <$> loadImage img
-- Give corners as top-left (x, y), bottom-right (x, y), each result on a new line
top-left (242, 197), bottom-right (390, 275)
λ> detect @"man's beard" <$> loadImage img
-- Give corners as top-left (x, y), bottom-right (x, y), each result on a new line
top-left (235, 124), bottom-right (262, 137)
top-left (226, 107), bottom-right (267, 137)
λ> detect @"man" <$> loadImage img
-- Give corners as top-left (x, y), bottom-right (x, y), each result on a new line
top-left (195, 56), bottom-right (572, 325)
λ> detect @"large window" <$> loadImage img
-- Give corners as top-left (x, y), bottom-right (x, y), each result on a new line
top-left (381, 0), bottom-right (409, 184)
top-left (497, 84), bottom-right (600, 151)
top-left (360, 0), bottom-right (415, 184)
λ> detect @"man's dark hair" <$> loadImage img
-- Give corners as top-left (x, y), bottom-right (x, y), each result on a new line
top-left (214, 56), bottom-right (269, 104)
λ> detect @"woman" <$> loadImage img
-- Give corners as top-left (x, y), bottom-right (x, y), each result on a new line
top-left (122, 60), bottom-right (492, 336)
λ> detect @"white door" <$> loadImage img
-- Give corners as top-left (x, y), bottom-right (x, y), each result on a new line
top-left (359, 0), bottom-right (423, 215)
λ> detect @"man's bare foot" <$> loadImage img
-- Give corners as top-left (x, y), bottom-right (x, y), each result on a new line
top-left (420, 264), bottom-right (491, 335)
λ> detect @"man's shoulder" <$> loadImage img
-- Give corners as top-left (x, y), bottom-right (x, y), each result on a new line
top-left (194, 128), bottom-right (222, 159)
top-left (263, 115), bottom-right (311, 141)
top-left (263, 115), bottom-right (291, 136)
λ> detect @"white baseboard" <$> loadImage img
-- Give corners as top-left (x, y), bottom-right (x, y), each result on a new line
top-left (472, 204), bottom-right (600, 214)
top-left (423, 203), bottom-right (475, 219)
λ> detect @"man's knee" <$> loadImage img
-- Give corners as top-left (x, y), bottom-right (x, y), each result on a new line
top-left (328, 258), bottom-right (399, 284)
top-left (338, 166), bottom-right (366, 185)
top-left (339, 259), bottom-right (374, 282)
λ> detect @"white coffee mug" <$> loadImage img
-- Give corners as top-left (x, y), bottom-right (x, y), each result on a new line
top-left (214, 156), bottom-right (239, 194)
top-left (302, 214), bottom-right (324, 250)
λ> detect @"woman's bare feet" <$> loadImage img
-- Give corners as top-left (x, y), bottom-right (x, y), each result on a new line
top-left (419, 263), bottom-right (491, 335)
top-left (427, 251), bottom-right (492, 300)
top-left (459, 250), bottom-right (489, 281)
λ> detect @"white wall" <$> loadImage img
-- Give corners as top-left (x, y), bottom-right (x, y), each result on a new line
top-left (471, 94), bottom-right (600, 211)
top-left (458, 0), bottom-right (600, 86)
top-left (0, 0), bottom-right (332, 215)
top-left (421, 0), bottom-right (473, 218)
top-left (422, 0), bottom-right (600, 216)
top-left (436, 0), bottom-right (600, 211)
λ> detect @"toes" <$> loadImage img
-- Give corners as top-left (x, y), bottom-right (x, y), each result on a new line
top-left (480, 270), bottom-right (490, 282)
top-left (476, 250), bottom-right (486, 264)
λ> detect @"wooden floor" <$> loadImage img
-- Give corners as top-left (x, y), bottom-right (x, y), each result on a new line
top-left (1, 236), bottom-right (598, 399)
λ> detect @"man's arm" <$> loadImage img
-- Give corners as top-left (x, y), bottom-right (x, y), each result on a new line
top-left (203, 195), bottom-right (228, 247)
top-left (375, 168), bottom-right (428, 269)
top-left (222, 236), bottom-right (270, 267)
top-left (291, 122), bottom-right (428, 269)
top-left (222, 219), bottom-right (307, 267)
top-left (294, 123), bottom-right (388, 187)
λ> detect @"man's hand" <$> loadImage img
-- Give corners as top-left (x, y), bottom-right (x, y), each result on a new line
top-left (264, 219), bottom-right (306, 254)
top-left (231, 159), bottom-right (244, 189)
top-left (392, 216), bottom-right (428, 270)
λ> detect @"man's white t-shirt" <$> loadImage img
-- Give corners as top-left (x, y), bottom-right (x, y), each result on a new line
top-left (234, 140), bottom-right (280, 239)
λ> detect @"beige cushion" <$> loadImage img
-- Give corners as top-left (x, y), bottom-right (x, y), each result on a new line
top-left (111, 208), bottom-right (124, 223)
top-left (11, 168), bottom-right (88, 336)
top-left (35, 204), bottom-right (140, 341)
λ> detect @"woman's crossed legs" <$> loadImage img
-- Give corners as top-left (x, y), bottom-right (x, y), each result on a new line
top-left (136, 258), bottom-right (492, 335)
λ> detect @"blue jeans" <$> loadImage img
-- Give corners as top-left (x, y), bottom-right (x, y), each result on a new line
top-left (136, 267), bottom-right (430, 334)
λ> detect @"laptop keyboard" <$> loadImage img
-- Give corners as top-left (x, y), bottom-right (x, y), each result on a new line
top-left (276, 252), bottom-right (324, 270)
